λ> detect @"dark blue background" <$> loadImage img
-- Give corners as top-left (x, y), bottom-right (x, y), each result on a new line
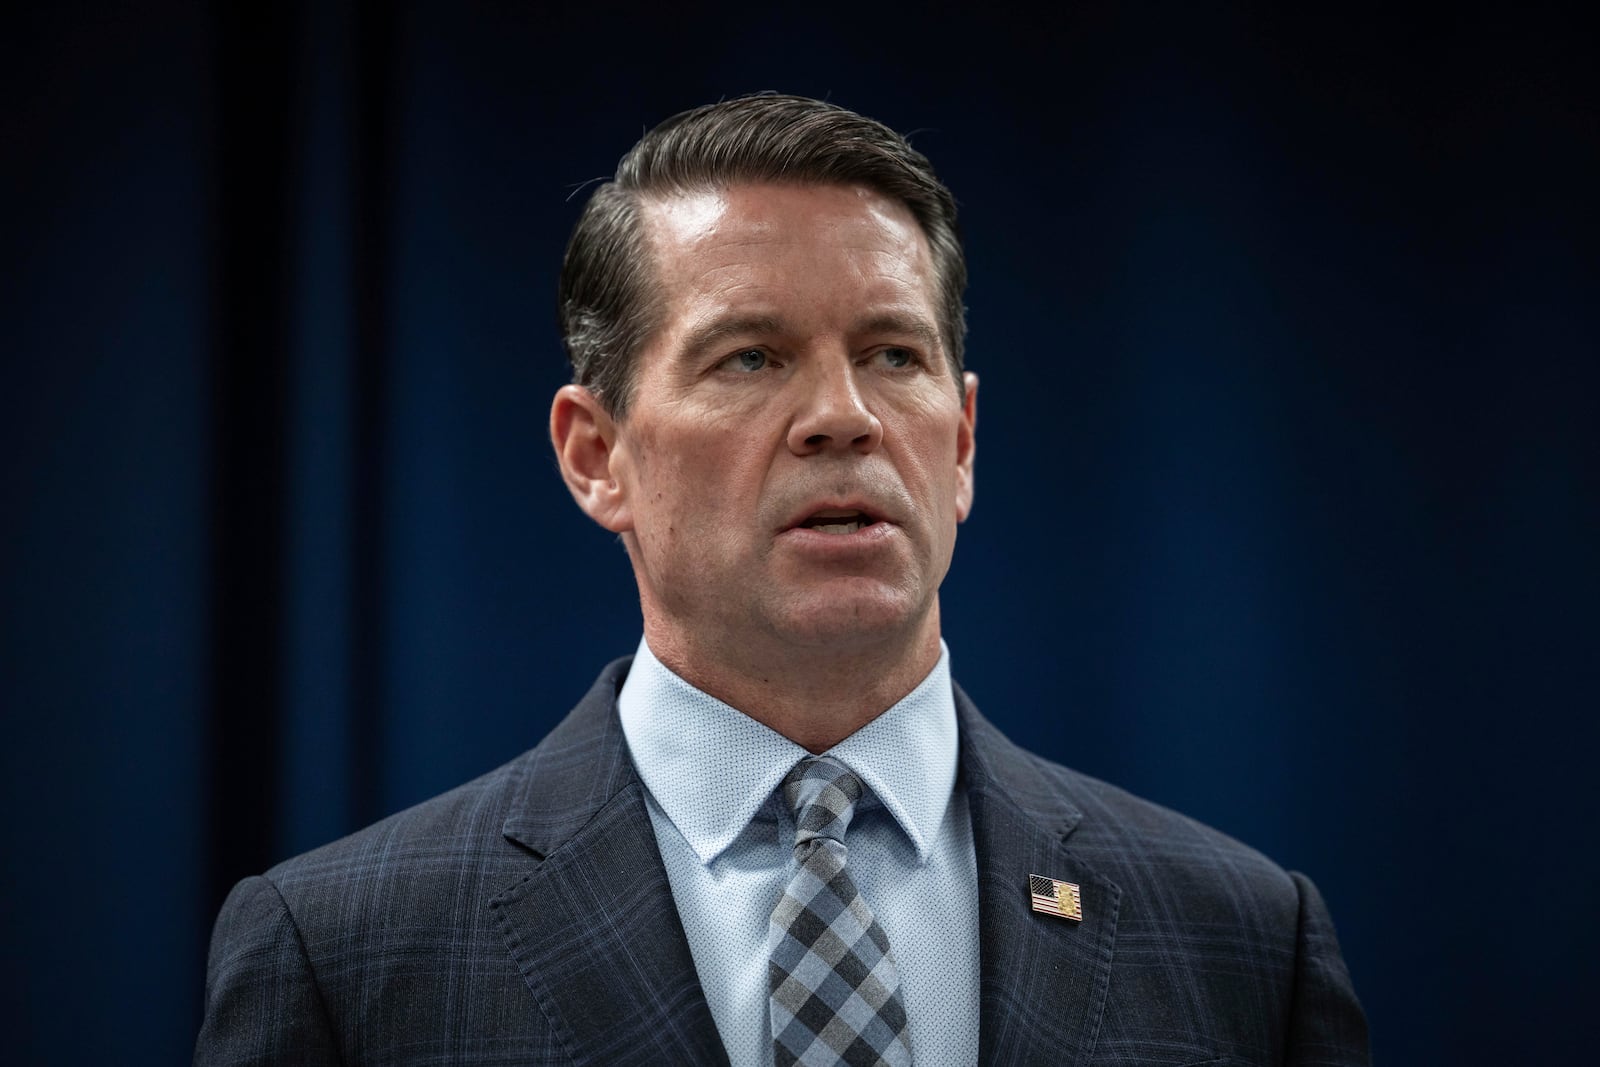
top-left (4, 2), bottom-right (1596, 1062)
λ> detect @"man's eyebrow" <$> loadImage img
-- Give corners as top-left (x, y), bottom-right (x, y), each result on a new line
top-left (676, 310), bottom-right (943, 361)
top-left (678, 314), bottom-right (787, 361)
top-left (856, 312), bottom-right (942, 351)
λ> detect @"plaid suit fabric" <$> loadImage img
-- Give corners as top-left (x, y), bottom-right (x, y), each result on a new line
top-left (769, 757), bottom-right (912, 1067)
top-left (954, 691), bottom-right (1369, 1066)
top-left (197, 661), bottom-right (730, 1067)
top-left (197, 657), bottom-right (1367, 1066)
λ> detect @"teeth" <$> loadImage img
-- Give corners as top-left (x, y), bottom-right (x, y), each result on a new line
top-left (813, 520), bottom-right (865, 535)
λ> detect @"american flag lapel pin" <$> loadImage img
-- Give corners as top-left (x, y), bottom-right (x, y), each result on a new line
top-left (1029, 874), bottom-right (1084, 921)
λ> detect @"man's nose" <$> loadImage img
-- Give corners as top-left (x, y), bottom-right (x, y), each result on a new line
top-left (787, 358), bottom-right (884, 456)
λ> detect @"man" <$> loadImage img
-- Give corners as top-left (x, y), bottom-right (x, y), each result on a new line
top-left (197, 94), bottom-right (1369, 1066)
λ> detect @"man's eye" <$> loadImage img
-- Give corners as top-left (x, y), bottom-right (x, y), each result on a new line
top-left (874, 347), bottom-right (914, 369)
top-left (723, 349), bottom-right (769, 372)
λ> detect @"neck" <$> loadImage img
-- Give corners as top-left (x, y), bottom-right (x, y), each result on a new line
top-left (642, 611), bottom-right (944, 753)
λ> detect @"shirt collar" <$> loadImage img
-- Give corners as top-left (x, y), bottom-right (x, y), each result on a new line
top-left (618, 637), bottom-right (959, 867)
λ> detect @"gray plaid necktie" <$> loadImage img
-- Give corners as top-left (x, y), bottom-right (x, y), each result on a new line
top-left (768, 756), bottom-right (913, 1067)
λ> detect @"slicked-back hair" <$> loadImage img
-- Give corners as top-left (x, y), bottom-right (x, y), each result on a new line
top-left (558, 94), bottom-right (968, 416)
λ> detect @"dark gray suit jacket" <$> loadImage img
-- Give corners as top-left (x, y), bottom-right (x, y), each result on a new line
top-left (196, 658), bottom-right (1369, 1065)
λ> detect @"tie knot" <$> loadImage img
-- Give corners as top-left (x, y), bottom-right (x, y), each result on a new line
top-left (782, 756), bottom-right (864, 848)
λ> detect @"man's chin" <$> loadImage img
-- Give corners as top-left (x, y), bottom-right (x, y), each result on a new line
top-left (764, 584), bottom-right (935, 649)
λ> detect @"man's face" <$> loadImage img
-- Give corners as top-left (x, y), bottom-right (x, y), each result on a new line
top-left (590, 182), bottom-right (976, 666)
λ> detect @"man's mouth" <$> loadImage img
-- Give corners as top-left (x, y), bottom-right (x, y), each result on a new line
top-left (796, 509), bottom-right (875, 535)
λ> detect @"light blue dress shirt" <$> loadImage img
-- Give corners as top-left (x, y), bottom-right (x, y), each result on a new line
top-left (618, 637), bottom-right (981, 1066)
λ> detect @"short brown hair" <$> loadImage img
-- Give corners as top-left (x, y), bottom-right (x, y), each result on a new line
top-left (558, 94), bottom-right (968, 415)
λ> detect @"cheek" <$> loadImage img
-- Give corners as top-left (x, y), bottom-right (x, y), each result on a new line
top-left (897, 413), bottom-right (965, 488)
top-left (636, 441), bottom-right (752, 538)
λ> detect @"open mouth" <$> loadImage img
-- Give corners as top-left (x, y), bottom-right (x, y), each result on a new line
top-left (796, 509), bottom-right (876, 535)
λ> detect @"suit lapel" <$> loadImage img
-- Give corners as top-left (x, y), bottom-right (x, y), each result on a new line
top-left (957, 686), bottom-right (1122, 1066)
top-left (490, 661), bottom-right (729, 1066)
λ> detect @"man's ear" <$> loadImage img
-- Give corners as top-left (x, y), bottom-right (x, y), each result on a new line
top-left (550, 384), bottom-right (633, 533)
top-left (955, 371), bottom-right (978, 522)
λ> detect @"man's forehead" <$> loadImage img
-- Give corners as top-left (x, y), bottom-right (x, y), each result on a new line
top-left (638, 181), bottom-right (926, 254)
top-left (630, 181), bottom-right (944, 370)
top-left (641, 187), bottom-right (733, 244)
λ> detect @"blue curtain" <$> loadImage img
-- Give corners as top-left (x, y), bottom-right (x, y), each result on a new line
top-left (4, 2), bottom-right (1596, 1062)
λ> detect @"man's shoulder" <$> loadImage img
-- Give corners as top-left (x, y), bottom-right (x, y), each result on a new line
top-left (262, 750), bottom-right (533, 891)
top-left (1039, 752), bottom-right (1290, 882)
top-left (953, 689), bottom-right (1368, 1060)
top-left (258, 657), bottom-right (636, 904)
top-left (957, 687), bottom-right (1300, 901)
top-left (199, 661), bottom-right (645, 1063)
